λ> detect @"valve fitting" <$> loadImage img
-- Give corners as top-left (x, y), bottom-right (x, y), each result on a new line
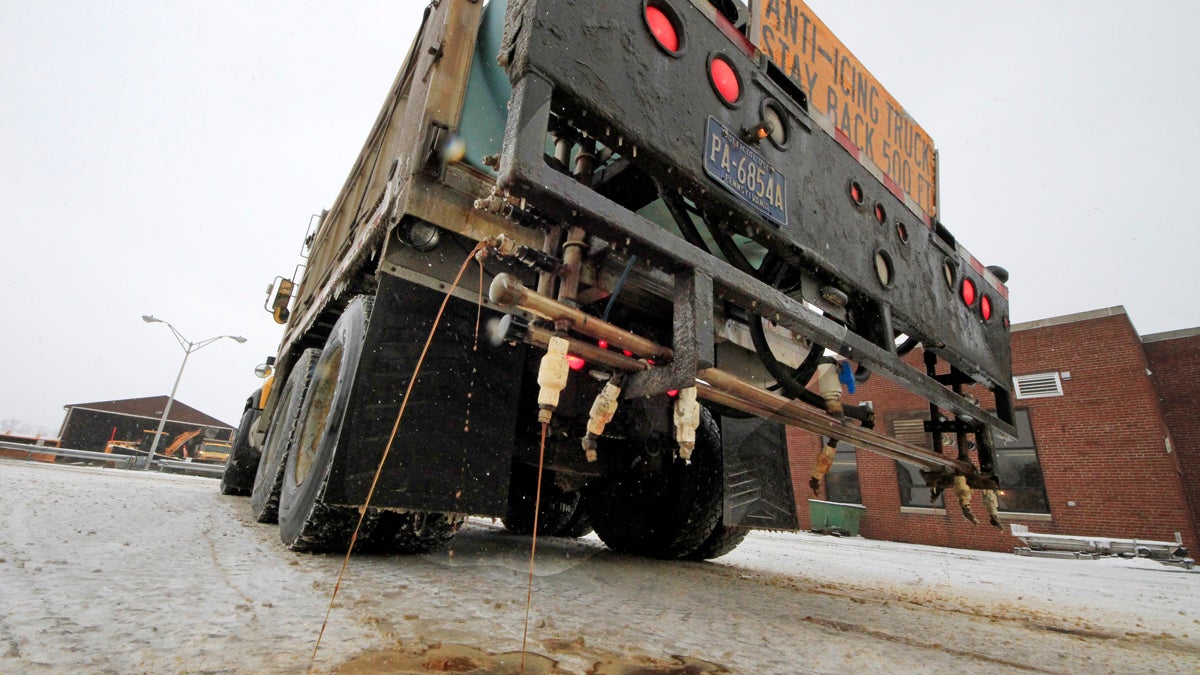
top-left (816, 362), bottom-right (844, 418)
top-left (808, 438), bottom-right (839, 495)
top-left (953, 475), bottom-right (978, 525)
top-left (982, 490), bottom-right (1003, 530)
top-left (673, 387), bottom-right (701, 461)
top-left (581, 378), bottom-right (623, 462)
top-left (536, 336), bottom-right (571, 424)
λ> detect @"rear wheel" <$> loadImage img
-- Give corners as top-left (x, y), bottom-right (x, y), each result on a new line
top-left (502, 463), bottom-right (581, 536)
top-left (556, 506), bottom-right (593, 538)
top-left (220, 404), bottom-right (261, 496)
top-left (250, 349), bottom-right (319, 523)
top-left (584, 406), bottom-right (723, 559)
top-left (278, 297), bottom-right (374, 552)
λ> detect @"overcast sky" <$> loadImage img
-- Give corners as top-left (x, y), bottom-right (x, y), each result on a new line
top-left (2, 1), bottom-right (1198, 434)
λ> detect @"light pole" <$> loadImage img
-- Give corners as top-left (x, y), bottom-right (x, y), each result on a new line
top-left (142, 315), bottom-right (246, 470)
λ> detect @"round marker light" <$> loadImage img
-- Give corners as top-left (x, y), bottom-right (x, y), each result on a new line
top-left (710, 56), bottom-right (740, 105)
top-left (981, 295), bottom-right (993, 321)
top-left (567, 355), bottom-right (586, 371)
top-left (849, 181), bottom-right (864, 206)
top-left (961, 278), bottom-right (977, 307)
top-left (645, 5), bottom-right (679, 53)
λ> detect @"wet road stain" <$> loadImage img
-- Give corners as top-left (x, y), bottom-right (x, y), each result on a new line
top-left (335, 643), bottom-right (727, 674)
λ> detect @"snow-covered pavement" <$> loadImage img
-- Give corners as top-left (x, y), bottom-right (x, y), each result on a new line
top-left (2, 458), bottom-right (1197, 673)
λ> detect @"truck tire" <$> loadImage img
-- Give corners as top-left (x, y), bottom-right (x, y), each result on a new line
top-left (219, 404), bottom-right (261, 496)
top-left (277, 296), bottom-right (374, 552)
top-left (584, 407), bottom-right (722, 559)
top-left (250, 349), bottom-right (320, 523)
top-left (556, 507), bottom-right (593, 538)
top-left (502, 462), bottom-right (581, 536)
top-left (684, 524), bottom-right (750, 560)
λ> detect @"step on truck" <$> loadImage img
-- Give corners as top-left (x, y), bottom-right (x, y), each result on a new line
top-left (222, 0), bottom-right (1016, 558)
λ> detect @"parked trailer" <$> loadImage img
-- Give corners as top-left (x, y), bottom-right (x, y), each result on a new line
top-left (223, 0), bottom-right (1016, 558)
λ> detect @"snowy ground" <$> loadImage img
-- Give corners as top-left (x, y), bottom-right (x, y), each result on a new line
top-left (2, 457), bottom-right (1198, 674)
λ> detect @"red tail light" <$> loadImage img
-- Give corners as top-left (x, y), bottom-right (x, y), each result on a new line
top-left (849, 181), bottom-right (864, 206)
top-left (645, 5), bottom-right (679, 53)
top-left (567, 355), bottom-right (586, 371)
top-left (961, 278), bottom-right (977, 307)
top-left (981, 295), bottom-right (993, 321)
top-left (667, 389), bottom-right (680, 398)
top-left (709, 56), bottom-right (740, 105)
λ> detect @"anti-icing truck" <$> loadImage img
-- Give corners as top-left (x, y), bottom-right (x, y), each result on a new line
top-left (220, 0), bottom-right (1016, 558)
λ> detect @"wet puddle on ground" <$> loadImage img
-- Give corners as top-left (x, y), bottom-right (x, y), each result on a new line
top-left (336, 642), bottom-right (727, 674)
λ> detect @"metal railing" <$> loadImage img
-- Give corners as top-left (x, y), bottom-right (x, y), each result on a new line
top-left (0, 440), bottom-right (226, 478)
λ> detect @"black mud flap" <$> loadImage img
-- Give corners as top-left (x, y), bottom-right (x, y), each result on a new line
top-left (324, 274), bottom-right (526, 516)
top-left (720, 416), bottom-right (799, 531)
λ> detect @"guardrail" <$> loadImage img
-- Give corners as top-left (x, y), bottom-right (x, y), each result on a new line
top-left (0, 440), bottom-right (226, 479)
top-left (0, 441), bottom-right (138, 469)
top-left (158, 459), bottom-right (225, 478)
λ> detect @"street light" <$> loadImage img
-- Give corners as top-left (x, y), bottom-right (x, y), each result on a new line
top-left (141, 315), bottom-right (247, 470)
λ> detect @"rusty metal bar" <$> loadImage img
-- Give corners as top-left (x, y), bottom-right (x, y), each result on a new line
top-left (525, 325), bottom-right (649, 373)
top-left (695, 369), bottom-right (974, 475)
top-left (489, 273), bottom-right (673, 360)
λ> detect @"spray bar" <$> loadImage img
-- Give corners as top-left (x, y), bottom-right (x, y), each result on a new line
top-left (493, 273), bottom-right (977, 479)
top-left (490, 273), bottom-right (672, 361)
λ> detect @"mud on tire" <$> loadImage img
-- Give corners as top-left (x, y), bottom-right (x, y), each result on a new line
top-left (685, 523), bottom-right (750, 560)
top-left (357, 509), bottom-right (464, 554)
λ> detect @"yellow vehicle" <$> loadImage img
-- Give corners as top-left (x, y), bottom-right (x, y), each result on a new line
top-left (194, 439), bottom-right (233, 464)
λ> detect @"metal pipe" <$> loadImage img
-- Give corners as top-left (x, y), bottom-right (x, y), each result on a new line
top-left (696, 368), bottom-right (975, 475)
top-left (525, 325), bottom-right (649, 372)
top-left (536, 226), bottom-right (563, 299)
top-left (490, 273), bottom-right (672, 360)
top-left (558, 226), bottom-right (587, 307)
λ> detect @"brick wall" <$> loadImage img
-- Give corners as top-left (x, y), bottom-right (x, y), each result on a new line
top-left (1143, 329), bottom-right (1200, 543)
top-left (787, 308), bottom-right (1199, 554)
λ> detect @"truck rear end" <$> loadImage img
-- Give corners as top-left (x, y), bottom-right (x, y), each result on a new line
top-left (229, 0), bottom-right (1016, 557)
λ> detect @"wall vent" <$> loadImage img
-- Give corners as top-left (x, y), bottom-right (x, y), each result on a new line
top-left (1013, 372), bottom-right (1064, 399)
top-left (893, 418), bottom-right (928, 445)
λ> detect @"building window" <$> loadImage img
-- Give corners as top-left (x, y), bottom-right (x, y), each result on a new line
top-left (823, 439), bottom-right (861, 504)
top-left (890, 415), bottom-right (944, 509)
top-left (994, 409), bottom-right (1050, 514)
top-left (1013, 372), bottom-right (1063, 399)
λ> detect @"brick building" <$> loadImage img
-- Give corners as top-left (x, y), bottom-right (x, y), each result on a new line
top-left (787, 306), bottom-right (1199, 554)
top-left (1143, 326), bottom-right (1200, 538)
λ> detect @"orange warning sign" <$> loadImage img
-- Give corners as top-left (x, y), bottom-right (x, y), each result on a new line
top-left (753, 0), bottom-right (937, 218)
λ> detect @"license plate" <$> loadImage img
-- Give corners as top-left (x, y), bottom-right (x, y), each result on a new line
top-left (703, 116), bottom-right (787, 227)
